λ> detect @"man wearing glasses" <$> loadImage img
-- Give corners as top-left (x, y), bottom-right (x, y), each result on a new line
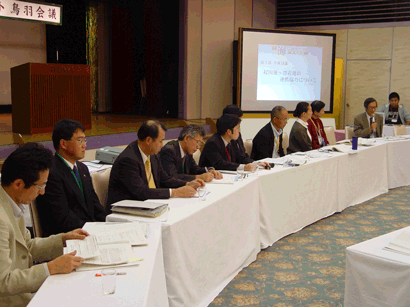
top-left (160, 124), bottom-right (222, 182)
top-left (251, 106), bottom-right (289, 160)
top-left (354, 97), bottom-right (383, 138)
top-left (36, 119), bottom-right (106, 236)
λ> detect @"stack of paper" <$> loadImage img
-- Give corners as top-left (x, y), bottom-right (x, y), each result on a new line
top-left (384, 229), bottom-right (410, 256)
top-left (66, 222), bottom-right (147, 271)
top-left (112, 200), bottom-right (168, 218)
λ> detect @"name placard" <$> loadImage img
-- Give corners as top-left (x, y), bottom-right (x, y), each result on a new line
top-left (0, 0), bottom-right (62, 25)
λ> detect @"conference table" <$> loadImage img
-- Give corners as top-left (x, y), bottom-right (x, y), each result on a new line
top-left (28, 222), bottom-right (168, 307)
top-left (31, 137), bottom-right (410, 307)
top-left (344, 226), bottom-right (410, 307)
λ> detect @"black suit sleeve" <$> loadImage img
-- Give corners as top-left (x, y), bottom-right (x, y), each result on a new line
top-left (159, 147), bottom-right (195, 181)
top-left (187, 155), bottom-right (206, 175)
top-left (200, 140), bottom-right (240, 171)
top-left (79, 164), bottom-right (107, 222)
top-left (154, 155), bottom-right (188, 188)
top-left (116, 156), bottom-right (172, 200)
top-left (37, 172), bottom-right (86, 234)
top-left (251, 132), bottom-right (269, 161)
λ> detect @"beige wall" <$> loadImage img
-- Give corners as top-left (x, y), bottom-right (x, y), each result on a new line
top-left (0, 19), bottom-right (46, 105)
top-left (286, 24), bottom-right (410, 126)
top-left (181, 0), bottom-right (275, 119)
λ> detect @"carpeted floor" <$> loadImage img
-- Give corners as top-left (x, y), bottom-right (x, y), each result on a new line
top-left (209, 186), bottom-right (410, 307)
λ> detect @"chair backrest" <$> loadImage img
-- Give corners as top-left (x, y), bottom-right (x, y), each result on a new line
top-left (345, 126), bottom-right (354, 140)
top-left (394, 125), bottom-right (407, 136)
top-left (91, 168), bottom-right (112, 209)
top-left (192, 149), bottom-right (201, 165)
top-left (243, 139), bottom-right (253, 156)
top-left (324, 126), bottom-right (337, 145)
top-left (282, 132), bottom-right (289, 155)
top-left (29, 200), bottom-right (43, 237)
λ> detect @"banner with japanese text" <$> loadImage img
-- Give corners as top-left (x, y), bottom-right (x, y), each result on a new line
top-left (0, 0), bottom-right (62, 25)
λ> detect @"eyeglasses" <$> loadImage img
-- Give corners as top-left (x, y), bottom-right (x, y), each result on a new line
top-left (367, 106), bottom-right (377, 110)
top-left (75, 138), bottom-right (87, 144)
top-left (192, 138), bottom-right (204, 146)
top-left (34, 183), bottom-right (47, 190)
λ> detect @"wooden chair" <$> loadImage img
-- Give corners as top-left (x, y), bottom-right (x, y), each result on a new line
top-left (324, 126), bottom-right (337, 145)
top-left (345, 126), bottom-right (354, 140)
top-left (193, 149), bottom-right (201, 165)
top-left (243, 139), bottom-right (253, 156)
top-left (91, 168), bottom-right (112, 209)
top-left (394, 125), bottom-right (407, 136)
top-left (29, 200), bottom-right (43, 237)
top-left (282, 132), bottom-right (289, 155)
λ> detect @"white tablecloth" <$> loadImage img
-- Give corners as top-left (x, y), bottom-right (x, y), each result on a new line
top-left (258, 155), bottom-right (339, 247)
top-left (384, 139), bottom-right (410, 189)
top-left (28, 222), bottom-right (168, 307)
top-left (259, 143), bottom-right (389, 248)
top-left (344, 226), bottom-right (410, 307)
top-left (108, 177), bottom-right (261, 307)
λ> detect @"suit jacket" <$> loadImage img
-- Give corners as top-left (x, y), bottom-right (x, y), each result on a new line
top-left (36, 155), bottom-right (107, 237)
top-left (231, 133), bottom-right (252, 164)
top-left (199, 133), bottom-right (253, 171)
top-left (0, 188), bottom-right (63, 307)
top-left (251, 122), bottom-right (284, 160)
top-left (159, 140), bottom-right (206, 181)
top-left (106, 141), bottom-right (186, 212)
top-left (288, 121), bottom-right (313, 154)
top-left (353, 112), bottom-right (383, 138)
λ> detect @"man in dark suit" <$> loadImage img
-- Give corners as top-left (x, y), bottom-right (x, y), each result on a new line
top-left (107, 120), bottom-right (203, 213)
top-left (199, 114), bottom-right (260, 171)
top-left (160, 124), bottom-right (222, 181)
top-left (222, 104), bottom-right (250, 159)
top-left (251, 106), bottom-right (289, 160)
top-left (354, 97), bottom-right (383, 138)
top-left (36, 119), bottom-right (107, 236)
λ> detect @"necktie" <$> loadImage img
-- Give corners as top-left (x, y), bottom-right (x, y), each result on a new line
top-left (145, 159), bottom-right (156, 188)
top-left (225, 144), bottom-right (231, 162)
top-left (73, 165), bottom-right (80, 182)
top-left (182, 156), bottom-right (186, 174)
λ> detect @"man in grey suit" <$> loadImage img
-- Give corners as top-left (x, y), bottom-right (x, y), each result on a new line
top-left (354, 97), bottom-right (383, 138)
top-left (0, 143), bottom-right (88, 307)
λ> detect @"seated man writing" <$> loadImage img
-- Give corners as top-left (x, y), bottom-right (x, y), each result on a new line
top-left (107, 120), bottom-right (204, 213)
top-left (0, 143), bottom-right (88, 307)
top-left (160, 124), bottom-right (222, 182)
top-left (199, 114), bottom-right (267, 171)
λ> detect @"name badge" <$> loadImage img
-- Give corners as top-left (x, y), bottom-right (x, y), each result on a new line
top-left (318, 136), bottom-right (324, 146)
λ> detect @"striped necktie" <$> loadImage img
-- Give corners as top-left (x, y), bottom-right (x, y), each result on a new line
top-left (145, 159), bottom-right (156, 188)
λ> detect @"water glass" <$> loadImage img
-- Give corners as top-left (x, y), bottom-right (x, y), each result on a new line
top-left (102, 268), bottom-right (116, 295)
top-left (197, 186), bottom-right (207, 201)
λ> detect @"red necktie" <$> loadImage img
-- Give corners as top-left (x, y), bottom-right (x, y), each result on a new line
top-left (225, 146), bottom-right (231, 162)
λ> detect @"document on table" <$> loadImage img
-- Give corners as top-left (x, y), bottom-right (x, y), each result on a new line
top-left (384, 229), bottom-right (410, 256)
top-left (83, 222), bottom-right (148, 246)
top-left (65, 235), bottom-right (99, 259)
top-left (209, 174), bottom-right (238, 184)
top-left (83, 243), bottom-right (134, 265)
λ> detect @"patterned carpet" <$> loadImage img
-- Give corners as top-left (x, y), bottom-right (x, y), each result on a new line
top-left (209, 186), bottom-right (410, 307)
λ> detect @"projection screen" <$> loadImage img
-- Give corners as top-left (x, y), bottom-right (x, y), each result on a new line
top-left (238, 28), bottom-right (336, 114)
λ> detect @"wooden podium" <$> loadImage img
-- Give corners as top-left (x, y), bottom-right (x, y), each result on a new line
top-left (11, 63), bottom-right (91, 134)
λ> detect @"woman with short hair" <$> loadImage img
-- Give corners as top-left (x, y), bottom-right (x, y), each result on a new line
top-left (288, 102), bottom-right (313, 153)
top-left (307, 100), bottom-right (329, 149)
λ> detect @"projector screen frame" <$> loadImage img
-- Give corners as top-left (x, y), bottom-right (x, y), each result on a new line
top-left (237, 28), bottom-right (336, 115)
